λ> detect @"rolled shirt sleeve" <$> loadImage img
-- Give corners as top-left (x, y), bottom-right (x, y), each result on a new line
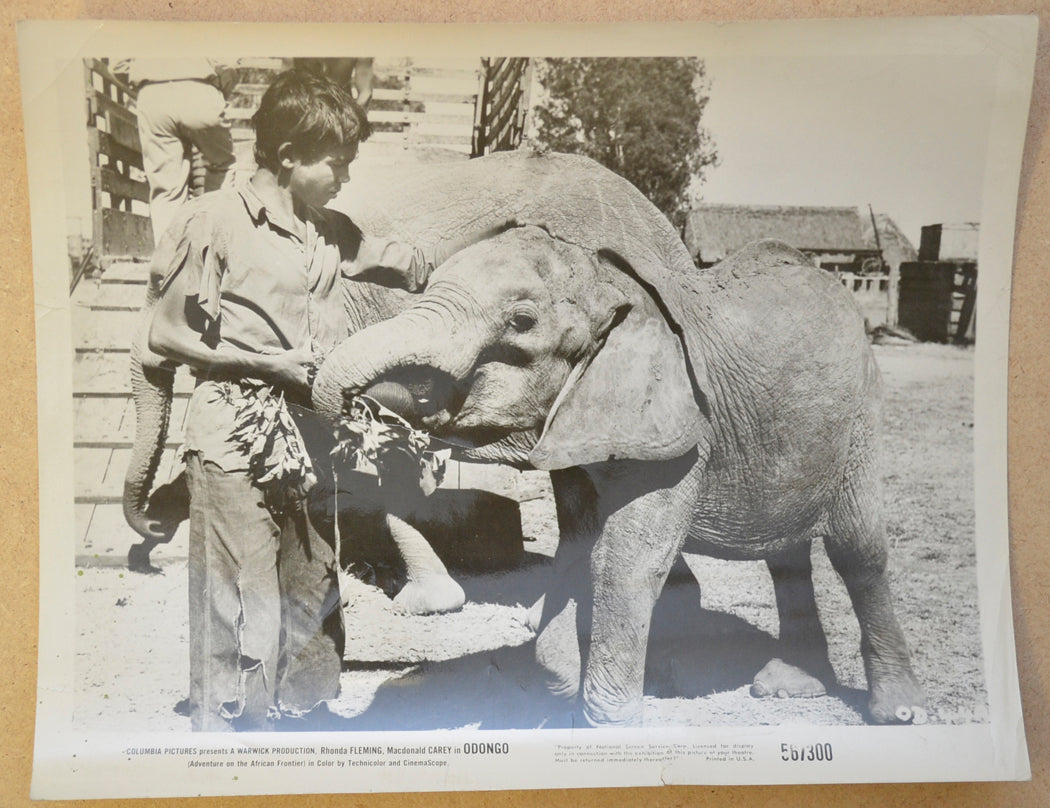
top-left (155, 206), bottom-right (227, 324)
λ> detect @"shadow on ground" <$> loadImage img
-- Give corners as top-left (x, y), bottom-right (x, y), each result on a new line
top-left (286, 579), bottom-right (866, 731)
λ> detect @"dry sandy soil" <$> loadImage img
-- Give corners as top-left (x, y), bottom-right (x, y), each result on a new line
top-left (73, 342), bottom-right (986, 732)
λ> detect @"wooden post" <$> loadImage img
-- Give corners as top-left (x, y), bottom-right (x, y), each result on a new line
top-left (888, 261), bottom-right (900, 326)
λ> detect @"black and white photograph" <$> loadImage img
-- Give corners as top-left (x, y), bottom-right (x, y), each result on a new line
top-left (20, 17), bottom-right (1033, 798)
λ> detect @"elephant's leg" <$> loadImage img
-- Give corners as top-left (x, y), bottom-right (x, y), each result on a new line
top-left (751, 540), bottom-right (834, 699)
top-left (385, 512), bottom-right (465, 615)
top-left (581, 453), bottom-right (700, 727)
top-left (825, 422), bottom-right (926, 724)
top-left (534, 468), bottom-right (600, 701)
top-left (376, 458), bottom-right (464, 616)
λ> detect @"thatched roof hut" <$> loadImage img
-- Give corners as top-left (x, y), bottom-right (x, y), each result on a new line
top-left (682, 204), bottom-right (882, 269)
top-left (864, 213), bottom-right (919, 271)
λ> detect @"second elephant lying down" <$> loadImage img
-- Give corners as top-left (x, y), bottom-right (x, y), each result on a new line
top-left (313, 149), bottom-right (926, 727)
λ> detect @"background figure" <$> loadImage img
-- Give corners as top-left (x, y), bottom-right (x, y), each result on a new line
top-left (125, 58), bottom-right (237, 243)
top-left (292, 57), bottom-right (375, 108)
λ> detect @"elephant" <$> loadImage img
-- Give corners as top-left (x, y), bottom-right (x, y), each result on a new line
top-left (312, 149), bottom-right (926, 727)
top-left (121, 232), bottom-right (471, 615)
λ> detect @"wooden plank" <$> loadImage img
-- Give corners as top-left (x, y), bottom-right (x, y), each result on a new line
top-left (412, 133), bottom-right (474, 147)
top-left (372, 87), bottom-right (476, 105)
top-left (102, 261), bottom-right (151, 282)
top-left (81, 504), bottom-right (190, 563)
top-left (417, 101), bottom-right (476, 118)
top-left (100, 167), bottom-right (150, 204)
top-left (404, 65), bottom-right (481, 80)
top-left (368, 110), bottom-right (478, 126)
top-left (74, 396), bottom-right (130, 443)
top-left (77, 439), bottom-right (183, 450)
top-left (370, 128), bottom-right (473, 145)
top-left (99, 447), bottom-right (131, 499)
top-left (75, 503), bottom-right (95, 549)
top-left (486, 70), bottom-right (523, 113)
top-left (72, 310), bottom-right (141, 350)
top-left (101, 208), bottom-right (153, 260)
top-left (75, 447), bottom-right (116, 498)
top-left (89, 90), bottom-right (137, 134)
top-left (365, 132), bottom-right (473, 153)
top-left (75, 282), bottom-right (149, 309)
top-left (411, 120), bottom-right (476, 138)
top-left (85, 58), bottom-right (135, 97)
top-left (80, 503), bottom-right (141, 556)
top-left (72, 358), bottom-right (195, 396)
top-left (97, 131), bottom-right (144, 170)
top-left (74, 352), bottom-right (132, 394)
top-left (485, 102), bottom-right (521, 149)
top-left (105, 112), bottom-right (143, 156)
top-left (405, 75), bottom-right (480, 97)
top-left (80, 395), bottom-right (186, 448)
top-left (75, 387), bottom-right (194, 400)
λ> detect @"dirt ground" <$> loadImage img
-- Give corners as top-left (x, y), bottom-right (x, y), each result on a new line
top-left (73, 342), bottom-right (986, 732)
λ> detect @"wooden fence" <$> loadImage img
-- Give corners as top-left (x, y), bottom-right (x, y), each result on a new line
top-left (84, 59), bottom-right (153, 267)
top-left (472, 58), bottom-right (532, 156)
top-left (834, 272), bottom-right (889, 294)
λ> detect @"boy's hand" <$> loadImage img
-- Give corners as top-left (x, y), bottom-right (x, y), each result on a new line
top-left (264, 348), bottom-right (315, 393)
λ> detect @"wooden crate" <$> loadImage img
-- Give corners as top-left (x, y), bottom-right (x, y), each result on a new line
top-left (898, 261), bottom-right (977, 344)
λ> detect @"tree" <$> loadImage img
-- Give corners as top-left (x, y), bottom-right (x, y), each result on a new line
top-left (532, 58), bottom-right (717, 228)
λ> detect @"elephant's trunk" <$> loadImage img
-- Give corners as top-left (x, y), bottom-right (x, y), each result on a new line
top-left (313, 306), bottom-right (483, 427)
top-left (123, 282), bottom-right (184, 572)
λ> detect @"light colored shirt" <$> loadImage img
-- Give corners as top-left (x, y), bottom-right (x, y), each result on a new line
top-left (153, 183), bottom-right (434, 471)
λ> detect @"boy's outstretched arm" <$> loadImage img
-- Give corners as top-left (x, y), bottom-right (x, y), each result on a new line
top-left (347, 220), bottom-right (518, 291)
top-left (148, 267), bottom-right (313, 394)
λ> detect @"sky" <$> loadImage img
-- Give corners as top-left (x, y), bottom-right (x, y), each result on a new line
top-left (57, 46), bottom-right (1003, 252)
top-left (697, 51), bottom-right (998, 247)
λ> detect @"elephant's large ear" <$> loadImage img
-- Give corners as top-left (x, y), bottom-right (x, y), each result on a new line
top-left (529, 254), bottom-right (713, 471)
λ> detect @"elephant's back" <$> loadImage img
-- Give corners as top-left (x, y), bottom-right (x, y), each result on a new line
top-left (337, 149), bottom-right (698, 282)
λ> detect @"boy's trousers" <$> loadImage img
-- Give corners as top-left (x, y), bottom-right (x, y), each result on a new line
top-left (185, 454), bottom-right (344, 732)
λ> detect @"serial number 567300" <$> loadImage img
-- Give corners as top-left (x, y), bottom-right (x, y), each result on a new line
top-left (780, 742), bottom-right (833, 762)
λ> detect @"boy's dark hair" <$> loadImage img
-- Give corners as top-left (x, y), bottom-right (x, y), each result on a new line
top-left (252, 68), bottom-right (371, 171)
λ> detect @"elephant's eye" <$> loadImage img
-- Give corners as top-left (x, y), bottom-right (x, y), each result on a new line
top-left (509, 311), bottom-right (537, 332)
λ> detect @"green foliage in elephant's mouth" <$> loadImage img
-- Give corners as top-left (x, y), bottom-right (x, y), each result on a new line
top-left (332, 394), bottom-right (449, 497)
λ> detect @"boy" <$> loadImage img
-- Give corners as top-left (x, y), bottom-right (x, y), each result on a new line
top-left (147, 69), bottom-right (462, 730)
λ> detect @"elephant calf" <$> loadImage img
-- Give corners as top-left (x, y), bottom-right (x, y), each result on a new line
top-left (312, 149), bottom-right (926, 727)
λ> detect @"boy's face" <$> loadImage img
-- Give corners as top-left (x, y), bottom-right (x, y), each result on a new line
top-left (286, 144), bottom-right (357, 208)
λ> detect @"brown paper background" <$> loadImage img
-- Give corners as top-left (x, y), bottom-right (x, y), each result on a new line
top-left (3, 2), bottom-right (1047, 805)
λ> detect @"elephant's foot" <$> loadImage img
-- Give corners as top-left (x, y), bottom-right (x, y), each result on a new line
top-left (868, 671), bottom-right (927, 725)
top-left (535, 598), bottom-right (581, 701)
top-left (393, 574), bottom-right (465, 615)
top-left (750, 658), bottom-right (827, 699)
top-left (582, 697), bottom-right (643, 728)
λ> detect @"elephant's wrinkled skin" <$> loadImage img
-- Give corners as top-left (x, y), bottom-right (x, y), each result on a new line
top-left (122, 233), bottom-right (467, 615)
top-left (313, 150), bottom-right (925, 727)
